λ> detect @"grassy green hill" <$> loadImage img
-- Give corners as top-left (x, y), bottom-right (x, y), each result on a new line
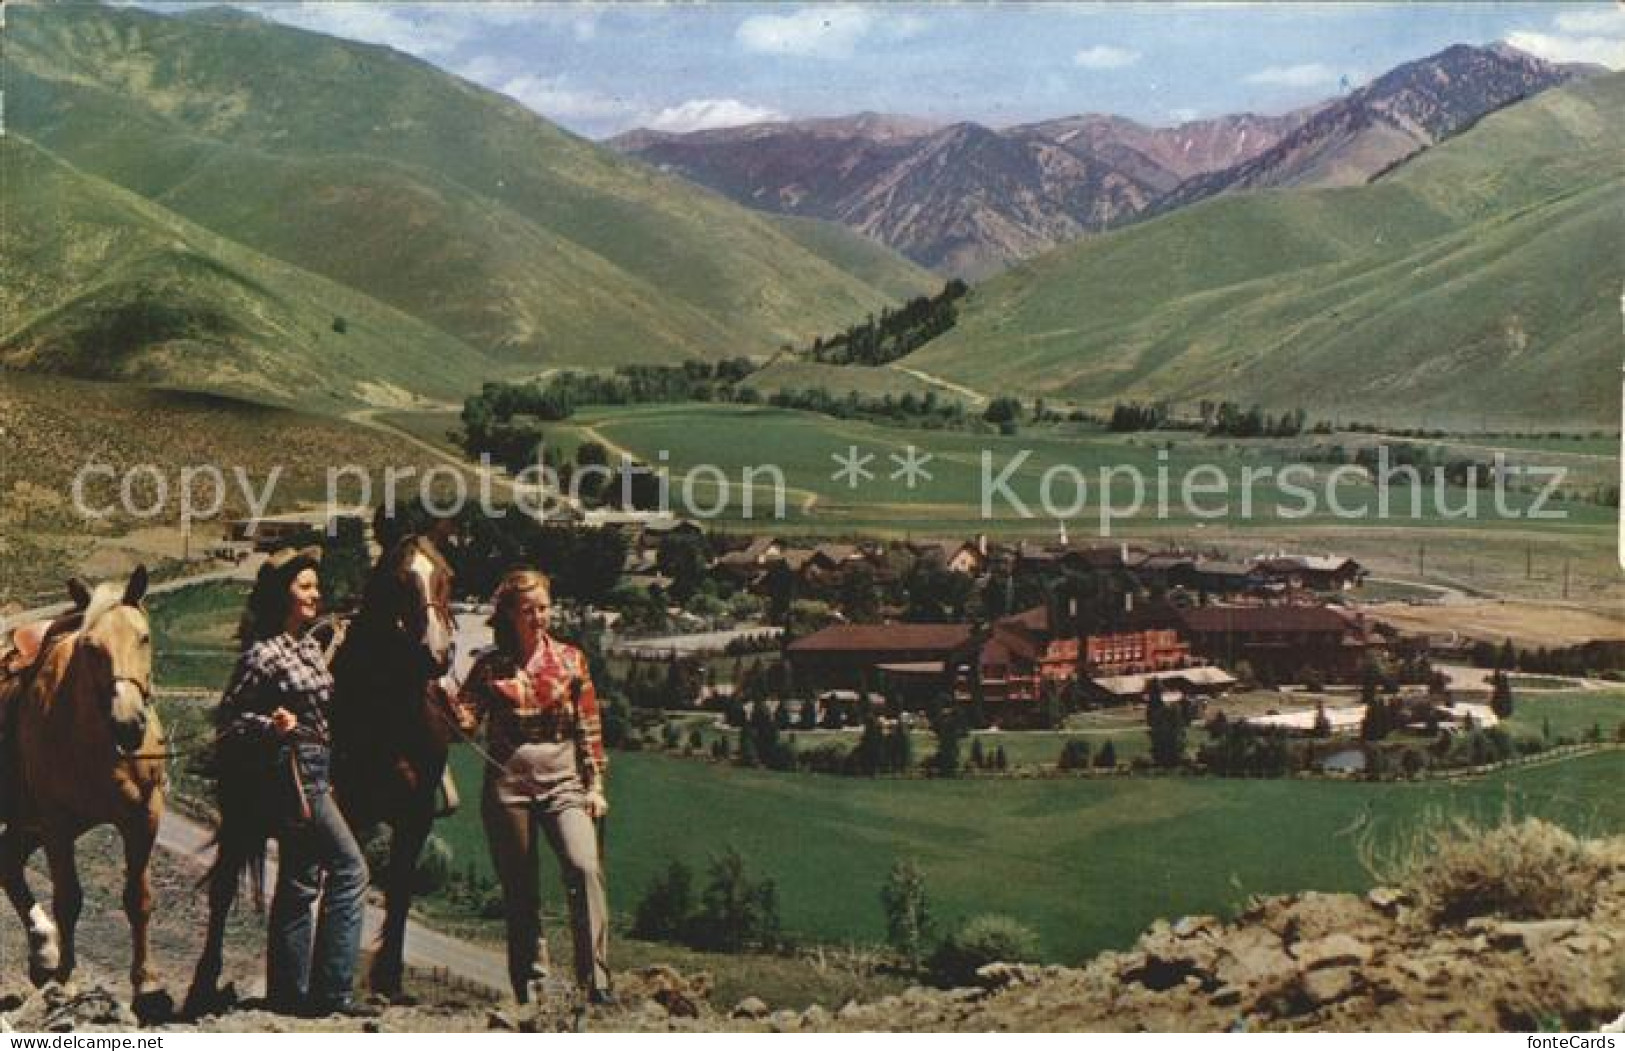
top-left (763, 215), bottom-right (940, 303)
top-left (7, 3), bottom-right (921, 373)
top-left (0, 136), bottom-right (499, 405)
top-left (906, 74), bottom-right (1625, 428)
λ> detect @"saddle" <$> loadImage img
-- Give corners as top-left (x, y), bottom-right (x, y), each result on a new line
top-left (2, 620), bottom-right (52, 676)
top-left (1, 613), bottom-right (82, 824)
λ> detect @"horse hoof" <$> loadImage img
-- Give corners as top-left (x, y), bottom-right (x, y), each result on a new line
top-left (132, 989), bottom-right (174, 1025)
top-left (27, 919), bottom-right (60, 983)
top-left (181, 982), bottom-right (236, 1020)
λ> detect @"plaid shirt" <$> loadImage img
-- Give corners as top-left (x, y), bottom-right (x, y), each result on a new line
top-left (456, 638), bottom-right (606, 787)
top-left (219, 632), bottom-right (334, 743)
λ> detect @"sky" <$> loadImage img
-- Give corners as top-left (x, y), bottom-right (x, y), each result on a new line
top-left (149, 2), bottom-right (1625, 138)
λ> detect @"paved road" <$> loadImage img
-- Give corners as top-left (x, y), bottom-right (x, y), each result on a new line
top-left (156, 808), bottom-right (509, 995)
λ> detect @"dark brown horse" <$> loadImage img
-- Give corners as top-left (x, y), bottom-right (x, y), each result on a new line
top-left (0, 567), bottom-right (167, 1014)
top-left (329, 533), bottom-right (458, 995)
top-left (183, 535), bottom-right (456, 1014)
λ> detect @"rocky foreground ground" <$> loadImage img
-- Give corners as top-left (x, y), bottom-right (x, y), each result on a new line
top-left (4, 819), bottom-right (1622, 1033)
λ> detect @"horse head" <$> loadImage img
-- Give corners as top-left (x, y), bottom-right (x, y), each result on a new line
top-left (77, 565), bottom-right (154, 755)
top-left (368, 535), bottom-right (455, 678)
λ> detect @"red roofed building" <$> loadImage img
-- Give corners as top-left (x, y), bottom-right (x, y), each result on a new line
top-left (785, 623), bottom-right (978, 695)
top-left (1176, 604), bottom-right (1373, 682)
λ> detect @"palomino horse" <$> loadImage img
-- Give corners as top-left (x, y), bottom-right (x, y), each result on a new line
top-left (0, 567), bottom-right (166, 1012)
top-left (184, 535), bottom-right (455, 1012)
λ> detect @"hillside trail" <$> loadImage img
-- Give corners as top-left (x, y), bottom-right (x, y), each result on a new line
top-left (884, 365), bottom-right (988, 405)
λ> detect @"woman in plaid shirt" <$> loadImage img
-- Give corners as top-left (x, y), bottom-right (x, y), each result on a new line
top-left (216, 547), bottom-right (372, 1018)
top-left (456, 568), bottom-right (611, 1004)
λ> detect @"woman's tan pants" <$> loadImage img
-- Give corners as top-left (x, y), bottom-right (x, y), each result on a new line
top-left (481, 789), bottom-right (610, 1000)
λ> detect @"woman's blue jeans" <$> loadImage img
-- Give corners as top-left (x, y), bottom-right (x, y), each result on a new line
top-left (266, 744), bottom-right (369, 1012)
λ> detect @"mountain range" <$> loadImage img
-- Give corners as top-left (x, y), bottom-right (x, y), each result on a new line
top-left (611, 44), bottom-right (1588, 279)
top-left (901, 70), bottom-right (1625, 427)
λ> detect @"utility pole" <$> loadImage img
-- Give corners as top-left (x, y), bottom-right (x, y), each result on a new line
top-left (1417, 542), bottom-right (1425, 578)
top-left (1563, 560), bottom-right (1571, 600)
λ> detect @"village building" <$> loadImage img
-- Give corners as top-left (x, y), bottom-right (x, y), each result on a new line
top-left (784, 622), bottom-right (979, 697)
top-left (1249, 554), bottom-right (1366, 591)
top-left (1176, 604), bottom-right (1374, 682)
top-left (906, 536), bottom-right (990, 576)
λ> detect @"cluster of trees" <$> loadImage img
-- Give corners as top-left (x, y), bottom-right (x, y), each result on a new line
top-left (1468, 637), bottom-right (1625, 679)
top-left (764, 386), bottom-right (971, 429)
top-left (1145, 680), bottom-right (1195, 768)
top-left (802, 280), bottom-right (969, 367)
top-left (1107, 402), bottom-right (1170, 432)
top-left (1203, 402), bottom-right (1311, 438)
top-left (1350, 442), bottom-right (1498, 489)
top-left (1056, 738), bottom-right (1118, 771)
top-left (1196, 716), bottom-right (1295, 777)
top-left (632, 848), bottom-right (784, 953)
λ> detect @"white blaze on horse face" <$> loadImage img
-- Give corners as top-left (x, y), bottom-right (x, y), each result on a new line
top-left (85, 592), bottom-right (153, 745)
top-left (410, 549), bottom-right (452, 667)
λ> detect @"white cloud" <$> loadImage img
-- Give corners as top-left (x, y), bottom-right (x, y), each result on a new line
top-left (644, 98), bottom-right (786, 133)
top-left (1504, 29), bottom-right (1625, 68)
top-left (251, 3), bottom-right (470, 57)
top-left (1073, 45), bottom-right (1141, 70)
top-left (494, 74), bottom-right (635, 122)
top-left (735, 5), bottom-right (919, 59)
top-left (1244, 63), bottom-right (1342, 88)
top-left (241, 2), bottom-right (602, 59)
top-left (1553, 8), bottom-right (1625, 35)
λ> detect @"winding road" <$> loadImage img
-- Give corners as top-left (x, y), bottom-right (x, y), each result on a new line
top-left (155, 808), bottom-right (509, 995)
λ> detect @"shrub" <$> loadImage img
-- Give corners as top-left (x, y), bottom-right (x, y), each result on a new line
top-left (879, 859), bottom-right (934, 970)
top-left (632, 859), bottom-right (696, 942)
top-left (1363, 815), bottom-right (1614, 925)
top-left (929, 914), bottom-right (1041, 986)
top-left (690, 847), bottom-right (783, 952)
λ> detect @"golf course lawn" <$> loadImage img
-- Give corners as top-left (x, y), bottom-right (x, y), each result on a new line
top-left (437, 747), bottom-right (1625, 963)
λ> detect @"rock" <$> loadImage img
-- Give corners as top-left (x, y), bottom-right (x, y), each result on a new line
top-left (768, 1009), bottom-right (800, 1032)
top-left (486, 1009), bottom-right (518, 1031)
top-left (1299, 967), bottom-right (1359, 1007)
top-left (638, 1000), bottom-right (669, 1023)
top-left (1601, 1011), bottom-right (1625, 1034)
top-left (945, 987), bottom-right (986, 1003)
top-left (1294, 934), bottom-right (1374, 971)
top-left (1173, 915), bottom-right (1220, 939)
top-left (730, 996), bottom-right (769, 1021)
top-left (836, 1000), bottom-right (869, 1024)
top-left (1210, 985), bottom-right (1243, 1007)
top-left (1366, 888), bottom-right (1409, 916)
top-left (1488, 920), bottom-right (1583, 953)
top-left (1214, 931), bottom-right (1297, 990)
top-left (800, 1005), bottom-right (831, 1029)
top-left (976, 962), bottom-right (1042, 989)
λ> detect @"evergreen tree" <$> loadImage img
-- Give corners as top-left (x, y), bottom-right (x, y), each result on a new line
top-left (969, 736), bottom-right (986, 770)
top-left (879, 859), bottom-right (934, 970)
top-left (1095, 740), bottom-right (1118, 769)
top-left (932, 710), bottom-right (965, 778)
top-left (1491, 670), bottom-right (1515, 718)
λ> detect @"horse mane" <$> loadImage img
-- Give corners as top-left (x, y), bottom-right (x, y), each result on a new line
top-left (80, 581), bottom-right (127, 631)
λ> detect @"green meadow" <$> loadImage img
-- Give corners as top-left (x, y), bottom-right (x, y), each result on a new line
top-left (438, 747), bottom-right (1625, 964)
top-left (565, 402), bottom-right (1615, 534)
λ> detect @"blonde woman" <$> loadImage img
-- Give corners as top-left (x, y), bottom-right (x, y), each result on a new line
top-left (457, 569), bottom-right (611, 1004)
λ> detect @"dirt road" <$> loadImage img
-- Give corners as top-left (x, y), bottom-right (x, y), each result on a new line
top-left (156, 810), bottom-right (508, 995)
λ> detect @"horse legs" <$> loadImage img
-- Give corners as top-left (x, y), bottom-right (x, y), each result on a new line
top-left (41, 830), bottom-right (82, 984)
top-left (0, 826), bottom-right (60, 985)
top-left (369, 813), bottom-right (429, 998)
top-left (183, 837), bottom-right (243, 1018)
top-left (120, 807), bottom-right (167, 1011)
